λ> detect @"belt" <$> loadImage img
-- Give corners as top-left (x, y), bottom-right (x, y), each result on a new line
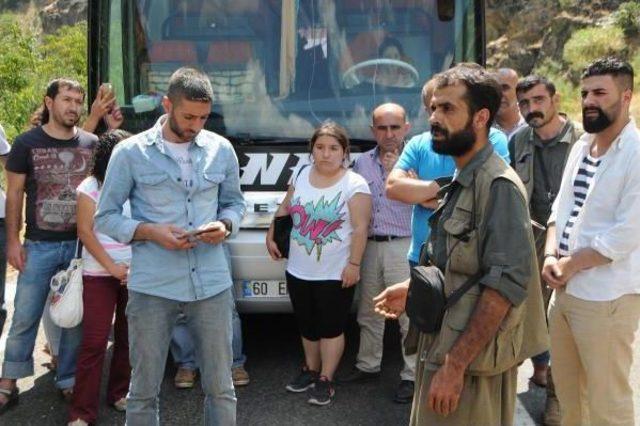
top-left (368, 235), bottom-right (401, 242)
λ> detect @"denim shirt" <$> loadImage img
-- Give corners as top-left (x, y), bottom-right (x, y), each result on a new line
top-left (95, 116), bottom-right (246, 301)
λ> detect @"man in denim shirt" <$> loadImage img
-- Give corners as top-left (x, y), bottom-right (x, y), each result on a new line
top-left (95, 68), bottom-right (245, 426)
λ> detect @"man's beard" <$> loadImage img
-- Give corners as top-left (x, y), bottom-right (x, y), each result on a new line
top-left (169, 113), bottom-right (197, 142)
top-left (582, 106), bottom-right (614, 133)
top-left (431, 121), bottom-right (476, 157)
top-left (52, 109), bottom-right (79, 129)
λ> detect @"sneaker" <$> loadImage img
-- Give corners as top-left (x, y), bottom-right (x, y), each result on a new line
top-left (285, 367), bottom-right (318, 393)
top-left (232, 366), bottom-right (250, 387)
top-left (113, 397), bottom-right (127, 412)
top-left (68, 420), bottom-right (89, 426)
top-left (335, 367), bottom-right (381, 384)
top-left (307, 376), bottom-right (335, 406)
top-left (543, 395), bottom-right (561, 426)
top-left (174, 367), bottom-right (197, 389)
top-left (393, 380), bottom-right (414, 404)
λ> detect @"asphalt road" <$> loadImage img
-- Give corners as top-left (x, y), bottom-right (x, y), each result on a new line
top-left (0, 274), bottom-right (638, 425)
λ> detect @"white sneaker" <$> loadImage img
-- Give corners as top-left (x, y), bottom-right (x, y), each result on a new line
top-left (113, 397), bottom-right (127, 412)
top-left (68, 419), bottom-right (89, 426)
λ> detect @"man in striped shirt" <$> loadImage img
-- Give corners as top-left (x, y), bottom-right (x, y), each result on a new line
top-left (341, 103), bottom-right (416, 403)
top-left (509, 75), bottom-right (581, 426)
top-left (542, 57), bottom-right (640, 426)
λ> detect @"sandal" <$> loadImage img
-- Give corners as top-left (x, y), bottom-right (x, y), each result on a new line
top-left (0, 387), bottom-right (19, 415)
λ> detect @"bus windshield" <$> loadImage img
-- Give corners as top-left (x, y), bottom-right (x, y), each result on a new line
top-left (106, 0), bottom-right (481, 140)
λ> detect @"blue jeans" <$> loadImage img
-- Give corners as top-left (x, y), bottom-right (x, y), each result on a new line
top-left (1, 240), bottom-right (82, 389)
top-left (171, 243), bottom-right (246, 370)
top-left (171, 294), bottom-right (246, 370)
top-left (126, 289), bottom-right (236, 426)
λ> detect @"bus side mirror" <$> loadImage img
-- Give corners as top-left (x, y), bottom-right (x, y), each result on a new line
top-left (437, 0), bottom-right (455, 21)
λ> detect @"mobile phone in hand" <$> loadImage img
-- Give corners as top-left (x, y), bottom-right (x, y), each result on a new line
top-left (184, 228), bottom-right (208, 239)
top-left (101, 82), bottom-right (114, 97)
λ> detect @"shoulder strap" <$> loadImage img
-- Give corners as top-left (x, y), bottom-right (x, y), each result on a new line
top-left (535, 144), bottom-right (553, 196)
top-left (75, 239), bottom-right (83, 259)
top-left (444, 171), bottom-right (480, 309)
top-left (444, 270), bottom-right (483, 309)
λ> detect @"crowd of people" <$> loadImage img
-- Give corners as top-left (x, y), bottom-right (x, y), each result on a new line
top-left (0, 55), bottom-right (637, 426)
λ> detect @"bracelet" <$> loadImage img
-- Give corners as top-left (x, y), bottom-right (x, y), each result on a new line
top-left (349, 261), bottom-right (360, 267)
top-left (543, 253), bottom-right (557, 259)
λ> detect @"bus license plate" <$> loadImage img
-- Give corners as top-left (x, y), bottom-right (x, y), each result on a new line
top-left (242, 280), bottom-right (288, 298)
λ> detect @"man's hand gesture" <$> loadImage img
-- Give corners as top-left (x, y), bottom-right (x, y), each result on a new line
top-left (381, 149), bottom-right (399, 172)
top-left (373, 280), bottom-right (409, 319)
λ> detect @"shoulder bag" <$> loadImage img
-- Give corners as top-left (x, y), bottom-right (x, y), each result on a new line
top-left (273, 164), bottom-right (309, 258)
top-left (405, 178), bottom-right (481, 333)
top-left (49, 240), bottom-right (84, 328)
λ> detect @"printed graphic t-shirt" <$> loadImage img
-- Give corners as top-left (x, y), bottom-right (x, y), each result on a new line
top-left (6, 126), bottom-right (97, 241)
top-left (286, 167), bottom-right (371, 281)
top-left (77, 176), bottom-right (132, 276)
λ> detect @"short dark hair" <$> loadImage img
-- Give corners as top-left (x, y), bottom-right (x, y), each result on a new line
top-left (516, 75), bottom-right (556, 97)
top-left (91, 129), bottom-right (133, 185)
top-left (378, 36), bottom-right (405, 58)
top-left (433, 66), bottom-right (502, 133)
top-left (309, 121), bottom-right (351, 162)
top-left (582, 57), bottom-right (634, 91)
top-left (167, 67), bottom-right (214, 104)
top-left (41, 78), bottom-right (85, 124)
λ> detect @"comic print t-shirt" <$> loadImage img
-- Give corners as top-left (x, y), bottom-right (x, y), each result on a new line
top-left (6, 126), bottom-right (97, 241)
top-left (286, 166), bottom-right (370, 281)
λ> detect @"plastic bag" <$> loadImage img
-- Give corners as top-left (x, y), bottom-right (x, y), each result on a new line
top-left (49, 258), bottom-right (83, 328)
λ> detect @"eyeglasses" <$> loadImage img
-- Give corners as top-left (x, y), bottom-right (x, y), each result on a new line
top-left (374, 125), bottom-right (402, 131)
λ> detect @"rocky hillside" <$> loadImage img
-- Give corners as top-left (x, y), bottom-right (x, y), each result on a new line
top-left (485, 0), bottom-right (631, 73)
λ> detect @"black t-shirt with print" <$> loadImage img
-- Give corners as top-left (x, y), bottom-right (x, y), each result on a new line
top-left (6, 126), bottom-right (97, 241)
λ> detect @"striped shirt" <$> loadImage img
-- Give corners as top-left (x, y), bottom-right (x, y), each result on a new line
top-left (353, 147), bottom-right (412, 237)
top-left (558, 154), bottom-right (601, 256)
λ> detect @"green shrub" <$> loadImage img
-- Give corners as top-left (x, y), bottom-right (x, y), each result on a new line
top-left (563, 26), bottom-right (627, 73)
top-left (614, 2), bottom-right (640, 37)
top-left (631, 50), bottom-right (640, 76)
top-left (0, 15), bottom-right (87, 141)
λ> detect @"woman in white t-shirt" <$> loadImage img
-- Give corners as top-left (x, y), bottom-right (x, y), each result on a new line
top-left (266, 122), bottom-right (372, 406)
top-left (68, 130), bottom-right (132, 426)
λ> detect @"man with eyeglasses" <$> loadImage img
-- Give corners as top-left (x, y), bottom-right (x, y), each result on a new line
top-left (338, 103), bottom-right (416, 403)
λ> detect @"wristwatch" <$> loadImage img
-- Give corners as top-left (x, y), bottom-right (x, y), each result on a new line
top-left (220, 219), bottom-right (232, 238)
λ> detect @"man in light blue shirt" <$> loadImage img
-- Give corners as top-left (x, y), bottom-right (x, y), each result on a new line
top-left (387, 77), bottom-right (510, 266)
top-left (95, 67), bottom-right (245, 426)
